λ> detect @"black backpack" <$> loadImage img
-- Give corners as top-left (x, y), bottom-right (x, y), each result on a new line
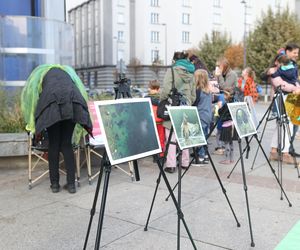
top-left (157, 68), bottom-right (183, 120)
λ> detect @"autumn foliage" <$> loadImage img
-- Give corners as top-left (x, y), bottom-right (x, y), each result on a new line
top-left (224, 44), bottom-right (244, 70)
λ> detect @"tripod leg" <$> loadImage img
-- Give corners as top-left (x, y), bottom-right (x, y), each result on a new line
top-left (94, 162), bottom-right (112, 250)
top-left (251, 115), bottom-right (270, 170)
top-left (156, 156), bottom-right (197, 250)
top-left (228, 95), bottom-right (274, 178)
top-left (144, 128), bottom-right (174, 230)
top-left (165, 156), bottom-right (194, 202)
top-left (144, 171), bottom-right (162, 231)
top-left (238, 139), bottom-right (255, 247)
top-left (177, 149), bottom-right (182, 250)
top-left (254, 135), bottom-right (292, 206)
top-left (83, 155), bottom-right (105, 250)
top-left (206, 150), bottom-right (240, 227)
top-left (227, 158), bottom-right (240, 179)
top-left (283, 122), bottom-right (300, 177)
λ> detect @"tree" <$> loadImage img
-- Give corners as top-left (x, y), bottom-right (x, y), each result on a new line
top-left (224, 44), bottom-right (244, 70)
top-left (246, 8), bottom-right (300, 82)
top-left (128, 57), bottom-right (141, 84)
top-left (151, 56), bottom-right (163, 79)
top-left (197, 31), bottom-right (232, 72)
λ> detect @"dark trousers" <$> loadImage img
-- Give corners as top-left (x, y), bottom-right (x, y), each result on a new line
top-left (47, 119), bottom-right (76, 185)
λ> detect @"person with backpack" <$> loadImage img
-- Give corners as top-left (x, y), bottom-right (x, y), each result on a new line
top-left (160, 51), bottom-right (196, 173)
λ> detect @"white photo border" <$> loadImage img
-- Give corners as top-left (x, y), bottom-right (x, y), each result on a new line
top-left (227, 102), bottom-right (257, 139)
top-left (168, 106), bottom-right (207, 150)
top-left (94, 98), bottom-right (162, 165)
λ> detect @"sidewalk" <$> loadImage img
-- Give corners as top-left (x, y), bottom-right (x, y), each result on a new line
top-left (1, 102), bottom-right (300, 250)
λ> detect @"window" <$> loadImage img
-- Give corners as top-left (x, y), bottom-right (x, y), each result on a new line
top-left (118, 50), bottom-right (124, 61)
top-left (150, 0), bottom-right (159, 7)
top-left (213, 0), bottom-right (221, 7)
top-left (118, 31), bottom-right (124, 41)
top-left (182, 31), bottom-right (190, 43)
top-left (182, 0), bottom-right (190, 7)
top-left (118, 0), bottom-right (125, 6)
top-left (151, 50), bottom-right (159, 62)
top-left (151, 13), bottom-right (159, 24)
top-left (151, 31), bottom-right (159, 43)
top-left (182, 13), bottom-right (190, 24)
top-left (213, 13), bottom-right (221, 25)
top-left (117, 13), bottom-right (125, 23)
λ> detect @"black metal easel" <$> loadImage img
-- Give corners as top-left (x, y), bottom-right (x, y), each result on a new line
top-left (83, 81), bottom-right (141, 249)
top-left (144, 127), bottom-right (197, 250)
top-left (226, 88), bottom-right (299, 200)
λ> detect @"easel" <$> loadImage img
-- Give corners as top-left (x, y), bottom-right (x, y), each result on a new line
top-left (83, 83), bottom-right (143, 249)
top-left (144, 127), bottom-right (240, 250)
top-left (226, 89), bottom-right (299, 201)
top-left (227, 100), bottom-right (294, 247)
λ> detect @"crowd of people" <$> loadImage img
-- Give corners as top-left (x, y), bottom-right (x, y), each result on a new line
top-left (148, 43), bottom-right (300, 174)
top-left (21, 42), bottom-right (300, 193)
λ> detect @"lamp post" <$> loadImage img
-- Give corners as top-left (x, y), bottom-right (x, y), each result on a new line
top-left (241, 0), bottom-right (247, 68)
top-left (113, 36), bottom-right (120, 79)
top-left (113, 36), bottom-right (119, 66)
top-left (161, 23), bottom-right (167, 65)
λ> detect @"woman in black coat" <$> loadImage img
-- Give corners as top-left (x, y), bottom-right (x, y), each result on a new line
top-left (35, 67), bottom-right (92, 193)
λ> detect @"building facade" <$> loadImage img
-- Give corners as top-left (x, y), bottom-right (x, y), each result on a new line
top-left (0, 0), bottom-right (74, 87)
top-left (68, 0), bottom-right (300, 89)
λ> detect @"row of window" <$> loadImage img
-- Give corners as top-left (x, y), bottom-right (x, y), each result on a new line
top-left (151, 31), bottom-right (189, 43)
top-left (117, 30), bottom-right (190, 44)
top-left (150, 12), bottom-right (190, 24)
top-left (150, 0), bottom-right (191, 7)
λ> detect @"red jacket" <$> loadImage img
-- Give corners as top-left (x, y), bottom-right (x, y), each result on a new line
top-left (237, 77), bottom-right (258, 102)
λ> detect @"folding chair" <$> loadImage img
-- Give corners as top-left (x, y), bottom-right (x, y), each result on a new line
top-left (27, 131), bottom-right (81, 189)
top-left (84, 101), bottom-right (134, 184)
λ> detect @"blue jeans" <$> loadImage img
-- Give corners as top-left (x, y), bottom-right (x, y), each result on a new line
top-left (198, 124), bottom-right (208, 159)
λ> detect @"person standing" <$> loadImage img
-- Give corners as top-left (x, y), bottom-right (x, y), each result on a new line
top-left (192, 69), bottom-right (212, 165)
top-left (215, 57), bottom-right (238, 95)
top-left (21, 65), bottom-right (92, 193)
top-left (160, 51), bottom-right (196, 173)
top-left (146, 80), bottom-right (165, 158)
top-left (237, 67), bottom-right (258, 103)
top-left (218, 90), bottom-right (238, 164)
top-left (267, 43), bottom-right (300, 163)
top-left (284, 44), bottom-right (300, 156)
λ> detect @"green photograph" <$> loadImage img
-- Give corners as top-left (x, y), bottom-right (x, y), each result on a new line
top-left (228, 102), bottom-right (257, 139)
top-left (168, 106), bottom-right (207, 150)
top-left (94, 98), bottom-right (161, 165)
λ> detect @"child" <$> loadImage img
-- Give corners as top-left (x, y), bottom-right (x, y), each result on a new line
top-left (213, 93), bottom-right (226, 155)
top-left (237, 67), bottom-right (258, 102)
top-left (146, 80), bottom-right (165, 157)
top-left (271, 53), bottom-right (298, 85)
top-left (218, 90), bottom-right (238, 164)
top-left (193, 69), bottom-right (212, 164)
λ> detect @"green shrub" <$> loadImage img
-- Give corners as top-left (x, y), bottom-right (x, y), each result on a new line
top-left (0, 87), bottom-right (25, 133)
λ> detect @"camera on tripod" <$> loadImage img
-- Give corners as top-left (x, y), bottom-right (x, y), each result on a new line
top-left (114, 74), bottom-right (132, 99)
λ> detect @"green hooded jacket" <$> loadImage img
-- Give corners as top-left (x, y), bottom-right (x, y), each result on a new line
top-left (21, 64), bottom-right (89, 144)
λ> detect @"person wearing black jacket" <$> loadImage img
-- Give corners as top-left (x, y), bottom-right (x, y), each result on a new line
top-left (35, 67), bottom-right (92, 193)
top-left (218, 90), bottom-right (238, 164)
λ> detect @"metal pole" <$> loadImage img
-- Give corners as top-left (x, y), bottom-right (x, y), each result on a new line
top-left (242, 0), bottom-right (247, 68)
top-left (162, 23), bottom-right (167, 65)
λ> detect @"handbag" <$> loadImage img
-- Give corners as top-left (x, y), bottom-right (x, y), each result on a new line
top-left (157, 68), bottom-right (182, 121)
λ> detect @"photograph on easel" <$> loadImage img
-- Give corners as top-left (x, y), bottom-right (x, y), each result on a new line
top-left (244, 96), bottom-right (259, 128)
top-left (167, 106), bottom-right (207, 150)
top-left (227, 102), bottom-right (257, 138)
top-left (94, 98), bottom-right (161, 165)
